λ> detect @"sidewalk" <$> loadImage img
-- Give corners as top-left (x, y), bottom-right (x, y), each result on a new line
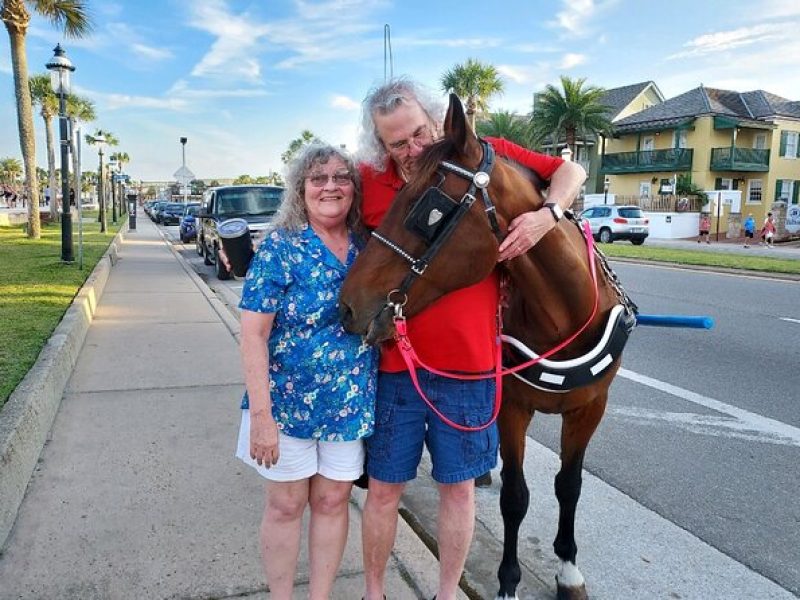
top-left (0, 215), bottom-right (453, 599)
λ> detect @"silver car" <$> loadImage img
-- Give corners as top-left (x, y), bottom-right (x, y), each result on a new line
top-left (579, 204), bottom-right (649, 245)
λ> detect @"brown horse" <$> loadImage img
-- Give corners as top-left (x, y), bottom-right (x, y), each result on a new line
top-left (340, 94), bottom-right (632, 600)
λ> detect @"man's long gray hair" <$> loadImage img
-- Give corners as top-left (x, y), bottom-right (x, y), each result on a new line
top-left (357, 77), bottom-right (445, 172)
top-left (272, 142), bottom-right (362, 233)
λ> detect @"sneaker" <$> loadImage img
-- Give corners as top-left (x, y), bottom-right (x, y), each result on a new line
top-left (744, 244), bottom-right (749, 248)
top-left (706, 241), bottom-right (710, 244)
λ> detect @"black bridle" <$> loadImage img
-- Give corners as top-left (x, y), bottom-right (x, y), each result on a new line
top-left (371, 138), bottom-right (504, 311)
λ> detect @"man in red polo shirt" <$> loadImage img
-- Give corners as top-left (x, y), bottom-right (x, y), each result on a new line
top-left (358, 78), bottom-right (586, 600)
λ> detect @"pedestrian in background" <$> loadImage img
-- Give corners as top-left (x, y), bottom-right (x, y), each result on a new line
top-left (762, 212), bottom-right (776, 248)
top-left (235, 142), bottom-right (377, 599)
top-left (743, 213), bottom-right (756, 248)
top-left (697, 213), bottom-right (711, 244)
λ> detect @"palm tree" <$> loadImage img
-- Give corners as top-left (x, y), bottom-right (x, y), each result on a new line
top-left (440, 58), bottom-right (504, 130)
top-left (477, 111), bottom-right (534, 148)
top-left (85, 129), bottom-right (117, 232)
top-left (66, 94), bottom-right (96, 205)
top-left (109, 150), bottom-right (129, 215)
top-left (281, 130), bottom-right (318, 164)
top-left (28, 73), bottom-right (59, 218)
top-left (1, 157), bottom-right (23, 184)
top-left (530, 75), bottom-right (614, 159)
top-left (2, 0), bottom-right (92, 238)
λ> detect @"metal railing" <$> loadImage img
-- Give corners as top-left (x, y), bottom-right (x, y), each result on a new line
top-left (709, 147), bottom-right (770, 171)
top-left (601, 148), bottom-right (694, 173)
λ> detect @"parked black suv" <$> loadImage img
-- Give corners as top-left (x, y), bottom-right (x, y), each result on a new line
top-left (197, 185), bottom-right (284, 279)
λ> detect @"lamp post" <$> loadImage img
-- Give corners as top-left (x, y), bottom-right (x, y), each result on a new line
top-left (109, 157), bottom-right (118, 223)
top-left (180, 137), bottom-right (188, 203)
top-left (46, 44), bottom-right (76, 262)
top-left (95, 137), bottom-right (107, 232)
top-left (603, 177), bottom-right (610, 205)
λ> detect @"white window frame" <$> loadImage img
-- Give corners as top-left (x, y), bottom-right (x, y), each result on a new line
top-left (778, 179), bottom-right (794, 202)
top-left (673, 129), bottom-right (688, 148)
top-left (718, 178), bottom-right (733, 190)
top-left (639, 182), bottom-right (651, 198)
top-left (753, 133), bottom-right (767, 150)
top-left (784, 132), bottom-right (799, 158)
top-left (747, 179), bottom-right (762, 205)
top-left (642, 136), bottom-right (655, 151)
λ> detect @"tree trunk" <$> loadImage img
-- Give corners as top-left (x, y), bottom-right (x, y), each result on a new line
top-left (43, 111), bottom-right (60, 222)
top-left (566, 128), bottom-right (577, 161)
top-left (3, 1), bottom-right (41, 238)
top-left (467, 98), bottom-right (477, 131)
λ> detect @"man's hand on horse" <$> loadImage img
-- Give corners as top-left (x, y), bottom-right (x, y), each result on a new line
top-left (498, 208), bottom-right (557, 262)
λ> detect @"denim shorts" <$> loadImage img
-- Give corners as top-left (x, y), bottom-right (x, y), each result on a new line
top-left (366, 370), bottom-right (499, 484)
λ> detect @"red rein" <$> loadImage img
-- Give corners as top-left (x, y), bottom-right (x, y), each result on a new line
top-left (392, 219), bottom-right (600, 432)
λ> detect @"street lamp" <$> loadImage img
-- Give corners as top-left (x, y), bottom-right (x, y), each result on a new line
top-left (94, 136), bottom-right (107, 233)
top-left (180, 137), bottom-right (188, 203)
top-left (603, 177), bottom-right (610, 205)
top-left (108, 157), bottom-right (118, 223)
top-left (46, 44), bottom-right (76, 262)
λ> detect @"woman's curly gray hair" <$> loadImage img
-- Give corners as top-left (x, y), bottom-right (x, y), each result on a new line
top-left (357, 77), bottom-right (445, 172)
top-left (271, 142), bottom-right (363, 233)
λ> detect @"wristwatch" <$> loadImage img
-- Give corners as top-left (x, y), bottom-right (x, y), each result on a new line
top-left (543, 202), bottom-right (564, 223)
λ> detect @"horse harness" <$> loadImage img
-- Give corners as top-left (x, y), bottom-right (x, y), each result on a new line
top-left (370, 137), bottom-right (638, 397)
top-left (370, 138), bottom-right (503, 310)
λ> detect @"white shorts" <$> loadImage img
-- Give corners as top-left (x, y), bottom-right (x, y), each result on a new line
top-left (235, 409), bottom-right (365, 482)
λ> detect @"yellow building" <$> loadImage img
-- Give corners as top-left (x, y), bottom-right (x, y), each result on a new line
top-left (602, 86), bottom-right (800, 235)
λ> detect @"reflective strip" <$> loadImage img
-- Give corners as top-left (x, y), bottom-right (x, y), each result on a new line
top-left (590, 353), bottom-right (613, 375)
top-left (539, 372), bottom-right (566, 385)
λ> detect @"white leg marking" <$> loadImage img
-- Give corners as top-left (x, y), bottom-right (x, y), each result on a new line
top-left (556, 559), bottom-right (585, 588)
top-left (494, 595), bottom-right (519, 600)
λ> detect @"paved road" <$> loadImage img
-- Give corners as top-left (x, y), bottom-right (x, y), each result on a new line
top-left (164, 222), bottom-right (800, 598)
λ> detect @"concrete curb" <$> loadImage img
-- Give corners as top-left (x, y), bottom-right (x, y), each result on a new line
top-left (0, 228), bottom-right (125, 549)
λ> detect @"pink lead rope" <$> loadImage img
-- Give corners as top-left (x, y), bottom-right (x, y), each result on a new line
top-left (391, 218), bottom-right (601, 432)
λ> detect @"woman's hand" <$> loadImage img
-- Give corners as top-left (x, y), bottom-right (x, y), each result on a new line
top-left (250, 410), bottom-right (280, 467)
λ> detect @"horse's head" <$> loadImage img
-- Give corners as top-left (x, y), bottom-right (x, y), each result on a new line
top-left (340, 94), bottom-right (544, 343)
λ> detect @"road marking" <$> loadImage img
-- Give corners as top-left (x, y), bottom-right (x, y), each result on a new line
top-left (618, 368), bottom-right (800, 447)
top-left (780, 317), bottom-right (800, 324)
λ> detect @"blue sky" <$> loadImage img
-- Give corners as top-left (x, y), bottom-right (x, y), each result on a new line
top-left (2, 0), bottom-right (800, 181)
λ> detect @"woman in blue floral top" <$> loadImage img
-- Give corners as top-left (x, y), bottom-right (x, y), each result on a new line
top-left (235, 143), bottom-right (377, 598)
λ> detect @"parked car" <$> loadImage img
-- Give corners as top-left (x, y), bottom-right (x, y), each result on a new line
top-left (159, 202), bottom-right (186, 225)
top-left (579, 204), bottom-right (649, 245)
top-left (149, 201), bottom-right (167, 222)
top-left (179, 203), bottom-right (201, 243)
top-left (197, 185), bottom-right (284, 279)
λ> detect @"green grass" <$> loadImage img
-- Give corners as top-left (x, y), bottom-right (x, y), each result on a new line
top-left (0, 213), bottom-right (123, 408)
top-left (599, 243), bottom-right (800, 275)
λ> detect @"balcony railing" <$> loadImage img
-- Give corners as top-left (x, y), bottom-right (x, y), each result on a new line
top-left (710, 147), bottom-right (770, 172)
top-left (601, 148), bottom-right (694, 173)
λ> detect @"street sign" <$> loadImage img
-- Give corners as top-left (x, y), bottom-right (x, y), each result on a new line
top-left (112, 173), bottom-right (130, 183)
top-left (173, 166), bottom-right (195, 184)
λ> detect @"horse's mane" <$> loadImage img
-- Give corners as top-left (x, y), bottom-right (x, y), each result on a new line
top-left (403, 138), bottom-right (457, 200)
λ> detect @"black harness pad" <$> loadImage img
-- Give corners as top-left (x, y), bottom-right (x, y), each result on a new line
top-left (404, 187), bottom-right (459, 243)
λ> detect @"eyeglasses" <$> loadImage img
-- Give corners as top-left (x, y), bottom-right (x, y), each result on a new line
top-left (306, 171), bottom-right (353, 187)
top-left (386, 124), bottom-right (433, 155)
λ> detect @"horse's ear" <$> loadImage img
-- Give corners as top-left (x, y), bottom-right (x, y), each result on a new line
top-left (443, 93), bottom-right (479, 158)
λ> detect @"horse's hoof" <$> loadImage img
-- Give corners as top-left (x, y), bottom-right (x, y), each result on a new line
top-left (555, 582), bottom-right (588, 600)
top-left (475, 472), bottom-right (493, 487)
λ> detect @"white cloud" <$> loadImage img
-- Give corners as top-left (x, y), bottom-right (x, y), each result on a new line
top-left (549, 0), bottom-right (597, 36)
top-left (131, 43), bottom-right (172, 61)
top-left (668, 24), bottom-right (786, 59)
top-left (497, 65), bottom-right (535, 85)
top-left (559, 53), bottom-right (587, 69)
top-left (330, 95), bottom-right (360, 110)
top-left (96, 92), bottom-right (188, 111)
top-left (187, 2), bottom-right (271, 82)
